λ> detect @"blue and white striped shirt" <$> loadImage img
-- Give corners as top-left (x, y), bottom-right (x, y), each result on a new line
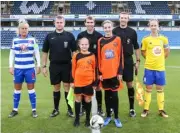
top-left (11, 35), bottom-right (39, 69)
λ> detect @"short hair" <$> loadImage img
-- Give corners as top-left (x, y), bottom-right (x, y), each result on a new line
top-left (85, 15), bottom-right (95, 23)
top-left (119, 12), bottom-right (130, 18)
top-left (54, 15), bottom-right (65, 22)
top-left (120, 12), bottom-right (129, 15)
top-left (148, 19), bottom-right (159, 26)
top-left (102, 20), bottom-right (114, 27)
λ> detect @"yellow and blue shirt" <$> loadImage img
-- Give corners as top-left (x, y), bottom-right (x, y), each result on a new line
top-left (141, 34), bottom-right (169, 71)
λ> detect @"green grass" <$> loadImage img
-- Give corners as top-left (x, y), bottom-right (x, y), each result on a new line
top-left (1, 50), bottom-right (180, 133)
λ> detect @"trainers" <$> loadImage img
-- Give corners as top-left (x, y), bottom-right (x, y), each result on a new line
top-left (114, 118), bottom-right (123, 128)
top-left (50, 109), bottom-right (59, 117)
top-left (159, 110), bottom-right (168, 118)
top-left (85, 119), bottom-right (90, 127)
top-left (32, 110), bottom-right (38, 118)
top-left (8, 110), bottom-right (18, 118)
top-left (67, 110), bottom-right (75, 118)
top-left (141, 109), bottom-right (149, 118)
top-left (98, 109), bottom-right (105, 117)
top-left (104, 117), bottom-right (112, 126)
top-left (74, 119), bottom-right (80, 127)
top-left (129, 109), bottom-right (136, 117)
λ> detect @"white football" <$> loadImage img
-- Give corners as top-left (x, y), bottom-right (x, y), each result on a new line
top-left (90, 115), bottom-right (104, 130)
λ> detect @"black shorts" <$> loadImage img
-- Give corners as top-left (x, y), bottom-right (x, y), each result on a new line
top-left (74, 84), bottom-right (94, 97)
top-left (49, 63), bottom-right (71, 85)
top-left (101, 76), bottom-right (120, 90)
top-left (123, 57), bottom-right (134, 82)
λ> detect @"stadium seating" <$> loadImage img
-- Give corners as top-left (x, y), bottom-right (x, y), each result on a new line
top-left (1, 30), bottom-right (179, 49)
top-left (70, 1), bottom-right (111, 14)
top-left (128, 1), bottom-right (171, 14)
top-left (11, 1), bottom-right (54, 14)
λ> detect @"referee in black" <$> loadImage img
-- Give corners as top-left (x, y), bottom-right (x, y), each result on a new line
top-left (77, 15), bottom-right (105, 117)
top-left (113, 12), bottom-right (140, 117)
top-left (42, 15), bottom-right (76, 117)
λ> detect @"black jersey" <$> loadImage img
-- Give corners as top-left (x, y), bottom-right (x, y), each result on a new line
top-left (42, 30), bottom-right (76, 64)
top-left (113, 26), bottom-right (139, 58)
top-left (77, 30), bottom-right (103, 55)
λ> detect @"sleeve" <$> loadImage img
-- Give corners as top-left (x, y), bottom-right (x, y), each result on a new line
top-left (92, 55), bottom-right (98, 86)
top-left (97, 38), bottom-right (102, 75)
top-left (70, 33), bottom-right (77, 52)
top-left (11, 39), bottom-right (15, 50)
top-left (70, 53), bottom-right (77, 83)
top-left (163, 36), bottom-right (169, 49)
top-left (42, 34), bottom-right (49, 53)
top-left (141, 38), bottom-right (147, 51)
top-left (117, 37), bottom-right (124, 75)
top-left (9, 39), bottom-right (15, 68)
top-left (133, 30), bottom-right (139, 49)
top-left (33, 39), bottom-right (41, 67)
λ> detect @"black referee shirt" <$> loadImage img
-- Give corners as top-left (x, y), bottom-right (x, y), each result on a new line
top-left (113, 26), bottom-right (139, 58)
top-left (77, 30), bottom-right (103, 55)
top-left (42, 30), bottom-right (76, 64)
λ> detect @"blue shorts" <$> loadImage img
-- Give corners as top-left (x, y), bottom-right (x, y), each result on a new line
top-left (14, 68), bottom-right (36, 84)
top-left (143, 69), bottom-right (166, 86)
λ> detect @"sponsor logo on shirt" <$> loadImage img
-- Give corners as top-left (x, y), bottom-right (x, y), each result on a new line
top-left (152, 46), bottom-right (162, 56)
top-left (105, 49), bottom-right (114, 59)
top-left (64, 42), bottom-right (68, 48)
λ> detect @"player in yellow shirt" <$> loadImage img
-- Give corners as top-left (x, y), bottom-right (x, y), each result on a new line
top-left (141, 19), bottom-right (170, 118)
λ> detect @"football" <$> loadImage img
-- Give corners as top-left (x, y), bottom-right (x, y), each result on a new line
top-left (90, 115), bottom-right (104, 130)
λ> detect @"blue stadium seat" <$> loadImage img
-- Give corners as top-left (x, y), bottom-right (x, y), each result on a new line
top-left (11, 1), bottom-right (53, 14)
top-left (70, 1), bottom-right (111, 14)
top-left (128, 1), bottom-right (171, 14)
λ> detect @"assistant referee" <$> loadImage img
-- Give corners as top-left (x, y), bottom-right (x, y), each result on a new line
top-left (113, 12), bottom-right (140, 117)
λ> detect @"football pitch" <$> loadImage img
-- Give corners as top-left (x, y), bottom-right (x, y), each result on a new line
top-left (1, 49), bottom-right (180, 133)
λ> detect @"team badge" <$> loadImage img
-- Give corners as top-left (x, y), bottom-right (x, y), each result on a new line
top-left (127, 38), bottom-right (131, 44)
top-left (93, 44), bottom-right (97, 49)
top-left (28, 40), bottom-right (33, 44)
top-left (160, 40), bottom-right (163, 46)
top-left (32, 72), bottom-right (35, 80)
top-left (113, 42), bottom-right (118, 47)
top-left (87, 59), bottom-right (92, 65)
top-left (64, 42), bottom-right (68, 48)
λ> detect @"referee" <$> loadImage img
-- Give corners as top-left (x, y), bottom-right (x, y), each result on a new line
top-left (113, 12), bottom-right (140, 117)
top-left (77, 16), bottom-right (105, 117)
top-left (42, 15), bottom-right (76, 117)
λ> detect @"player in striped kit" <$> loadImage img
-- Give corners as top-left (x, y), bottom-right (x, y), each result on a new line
top-left (8, 20), bottom-right (41, 118)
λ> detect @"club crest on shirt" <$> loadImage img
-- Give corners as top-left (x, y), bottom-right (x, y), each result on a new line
top-left (93, 44), bottom-right (97, 49)
top-left (28, 40), bottom-right (33, 44)
top-left (87, 59), bottom-right (92, 65)
top-left (64, 42), bottom-right (68, 48)
top-left (113, 42), bottom-right (118, 47)
top-left (127, 38), bottom-right (131, 44)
